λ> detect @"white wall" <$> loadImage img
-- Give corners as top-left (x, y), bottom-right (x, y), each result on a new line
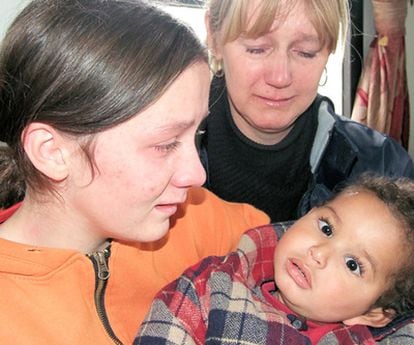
top-left (0, 0), bottom-right (30, 41)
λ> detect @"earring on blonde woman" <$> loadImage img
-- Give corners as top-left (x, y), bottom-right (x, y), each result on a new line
top-left (319, 67), bottom-right (328, 87)
top-left (213, 58), bottom-right (224, 78)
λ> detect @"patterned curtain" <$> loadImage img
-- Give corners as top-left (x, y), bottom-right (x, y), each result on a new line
top-left (351, 0), bottom-right (410, 149)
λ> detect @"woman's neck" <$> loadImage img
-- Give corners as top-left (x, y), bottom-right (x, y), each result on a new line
top-left (0, 195), bottom-right (107, 254)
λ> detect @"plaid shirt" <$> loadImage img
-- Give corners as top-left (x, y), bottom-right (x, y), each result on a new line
top-left (135, 223), bottom-right (414, 345)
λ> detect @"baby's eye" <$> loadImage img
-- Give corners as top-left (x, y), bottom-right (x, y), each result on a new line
top-left (318, 219), bottom-right (333, 237)
top-left (345, 256), bottom-right (363, 276)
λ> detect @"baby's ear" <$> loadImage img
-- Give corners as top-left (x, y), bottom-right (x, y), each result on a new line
top-left (343, 307), bottom-right (396, 328)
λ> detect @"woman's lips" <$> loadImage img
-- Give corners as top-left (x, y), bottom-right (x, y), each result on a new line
top-left (155, 195), bottom-right (187, 216)
top-left (154, 204), bottom-right (178, 216)
top-left (286, 258), bottom-right (312, 289)
top-left (255, 95), bottom-right (294, 108)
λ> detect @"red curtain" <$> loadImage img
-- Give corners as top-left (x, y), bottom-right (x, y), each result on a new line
top-left (351, 0), bottom-right (410, 149)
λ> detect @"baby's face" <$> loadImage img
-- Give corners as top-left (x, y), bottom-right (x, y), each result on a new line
top-left (273, 190), bottom-right (406, 323)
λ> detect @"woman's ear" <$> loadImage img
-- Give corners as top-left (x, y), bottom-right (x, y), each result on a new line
top-left (205, 11), bottom-right (222, 60)
top-left (343, 307), bottom-right (396, 328)
top-left (22, 122), bottom-right (70, 182)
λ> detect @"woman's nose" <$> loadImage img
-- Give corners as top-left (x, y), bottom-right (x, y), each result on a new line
top-left (173, 148), bottom-right (206, 188)
top-left (263, 54), bottom-right (293, 88)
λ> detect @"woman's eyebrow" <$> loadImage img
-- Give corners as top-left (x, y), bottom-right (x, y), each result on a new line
top-left (154, 120), bottom-right (195, 132)
top-left (297, 33), bottom-right (320, 42)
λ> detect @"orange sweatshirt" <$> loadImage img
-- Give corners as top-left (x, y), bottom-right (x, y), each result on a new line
top-left (0, 187), bottom-right (269, 344)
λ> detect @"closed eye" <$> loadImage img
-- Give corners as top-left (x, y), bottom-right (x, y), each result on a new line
top-left (296, 50), bottom-right (316, 59)
top-left (155, 141), bottom-right (180, 153)
top-left (246, 47), bottom-right (267, 55)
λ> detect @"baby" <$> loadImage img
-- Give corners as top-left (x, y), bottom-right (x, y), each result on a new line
top-left (135, 174), bottom-right (414, 344)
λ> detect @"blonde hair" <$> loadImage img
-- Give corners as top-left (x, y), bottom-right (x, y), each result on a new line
top-left (206, 0), bottom-right (349, 72)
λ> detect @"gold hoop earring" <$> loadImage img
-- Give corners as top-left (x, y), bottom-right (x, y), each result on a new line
top-left (319, 67), bottom-right (327, 87)
top-left (215, 68), bottom-right (224, 78)
top-left (212, 58), bottom-right (224, 78)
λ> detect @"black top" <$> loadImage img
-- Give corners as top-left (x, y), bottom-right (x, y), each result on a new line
top-left (200, 77), bottom-right (414, 222)
top-left (204, 77), bottom-right (318, 222)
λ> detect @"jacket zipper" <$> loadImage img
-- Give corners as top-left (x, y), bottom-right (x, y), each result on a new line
top-left (88, 248), bottom-right (123, 345)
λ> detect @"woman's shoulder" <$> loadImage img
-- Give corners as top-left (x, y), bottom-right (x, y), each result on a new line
top-left (168, 187), bottom-right (270, 258)
top-left (183, 187), bottom-right (269, 224)
top-left (314, 96), bottom-right (413, 166)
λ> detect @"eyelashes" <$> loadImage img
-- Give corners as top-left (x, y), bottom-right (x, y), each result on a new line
top-left (318, 218), bottom-right (333, 237)
top-left (155, 141), bottom-right (180, 153)
top-left (345, 255), bottom-right (365, 277)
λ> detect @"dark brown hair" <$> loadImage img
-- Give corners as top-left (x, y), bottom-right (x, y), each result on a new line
top-left (0, 0), bottom-right (207, 207)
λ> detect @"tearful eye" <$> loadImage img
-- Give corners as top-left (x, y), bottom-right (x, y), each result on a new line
top-left (246, 47), bottom-right (265, 55)
top-left (318, 219), bottom-right (333, 237)
top-left (297, 51), bottom-right (317, 59)
top-left (155, 141), bottom-right (180, 153)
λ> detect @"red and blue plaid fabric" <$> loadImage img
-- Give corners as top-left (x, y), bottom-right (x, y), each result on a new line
top-left (135, 223), bottom-right (414, 345)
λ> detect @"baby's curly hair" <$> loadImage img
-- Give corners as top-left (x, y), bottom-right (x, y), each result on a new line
top-left (340, 174), bottom-right (414, 317)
